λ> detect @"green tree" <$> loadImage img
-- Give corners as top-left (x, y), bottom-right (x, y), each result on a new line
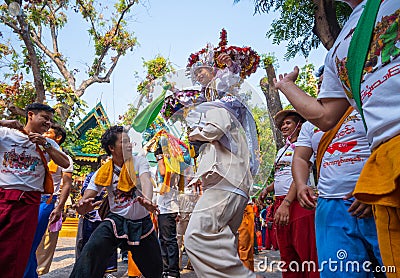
top-left (119, 54), bottom-right (174, 124)
top-left (0, 0), bottom-right (138, 123)
top-left (252, 105), bottom-right (276, 187)
top-left (234, 0), bottom-right (352, 58)
top-left (284, 63), bottom-right (318, 109)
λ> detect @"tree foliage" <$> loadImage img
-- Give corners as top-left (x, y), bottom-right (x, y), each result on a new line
top-left (0, 0), bottom-right (139, 123)
top-left (235, 0), bottom-right (352, 59)
top-left (251, 105), bottom-right (276, 186)
top-left (119, 55), bottom-right (174, 124)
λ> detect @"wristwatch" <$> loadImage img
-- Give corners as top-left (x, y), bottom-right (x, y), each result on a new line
top-left (43, 141), bottom-right (52, 149)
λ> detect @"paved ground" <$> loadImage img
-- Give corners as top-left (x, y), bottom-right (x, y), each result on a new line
top-left (41, 237), bottom-right (282, 277)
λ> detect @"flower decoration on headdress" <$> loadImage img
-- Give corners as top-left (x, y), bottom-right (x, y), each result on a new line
top-left (187, 29), bottom-right (260, 79)
top-left (160, 89), bottom-right (201, 121)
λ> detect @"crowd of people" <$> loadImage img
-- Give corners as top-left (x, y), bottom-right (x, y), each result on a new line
top-left (0, 0), bottom-right (399, 277)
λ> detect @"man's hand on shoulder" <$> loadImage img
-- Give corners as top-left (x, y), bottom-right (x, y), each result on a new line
top-left (0, 120), bottom-right (24, 130)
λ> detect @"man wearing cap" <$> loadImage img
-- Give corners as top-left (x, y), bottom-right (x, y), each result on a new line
top-left (273, 0), bottom-right (400, 273)
top-left (260, 109), bottom-right (318, 278)
top-left (184, 96), bottom-right (262, 278)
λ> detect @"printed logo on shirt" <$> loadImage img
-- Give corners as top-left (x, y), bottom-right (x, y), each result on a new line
top-left (326, 141), bottom-right (357, 155)
top-left (284, 151), bottom-right (293, 157)
top-left (275, 161), bottom-right (291, 173)
top-left (335, 8), bottom-right (400, 100)
top-left (112, 188), bottom-right (136, 209)
top-left (2, 148), bottom-right (41, 171)
top-left (313, 127), bottom-right (322, 133)
top-left (111, 172), bottom-right (140, 209)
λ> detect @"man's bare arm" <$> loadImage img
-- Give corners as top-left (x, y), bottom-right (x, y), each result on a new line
top-left (292, 146), bottom-right (316, 209)
top-left (274, 66), bottom-right (350, 131)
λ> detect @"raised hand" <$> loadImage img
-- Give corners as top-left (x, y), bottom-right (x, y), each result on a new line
top-left (216, 53), bottom-right (233, 67)
top-left (0, 119), bottom-right (24, 130)
top-left (273, 66), bottom-right (300, 91)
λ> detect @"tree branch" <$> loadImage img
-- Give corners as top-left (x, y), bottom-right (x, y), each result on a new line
top-left (312, 0), bottom-right (341, 50)
top-left (16, 14), bottom-right (46, 103)
top-left (47, 2), bottom-right (59, 53)
top-left (0, 16), bottom-right (21, 34)
top-left (30, 28), bottom-right (76, 91)
top-left (260, 64), bottom-right (284, 150)
top-left (94, 1), bottom-right (135, 75)
top-left (76, 54), bottom-right (121, 97)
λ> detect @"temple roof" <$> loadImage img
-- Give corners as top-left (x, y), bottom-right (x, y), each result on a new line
top-left (74, 102), bottom-right (110, 140)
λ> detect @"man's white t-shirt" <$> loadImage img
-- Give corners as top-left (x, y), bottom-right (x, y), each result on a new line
top-left (51, 154), bottom-right (74, 194)
top-left (87, 155), bottom-right (150, 221)
top-left (274, 144), bottom-right (295, 197)
top-left (319, 0), bottom-right (400, 150)
top-left (156, 172), bottom-right (180, 215)
top-left (0, 127), bottom-right (59, 192)
top-left (297, 111), bottom-right (371, 198)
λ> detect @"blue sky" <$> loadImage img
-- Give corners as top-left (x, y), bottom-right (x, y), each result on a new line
top-left (1, 0), bottom-right (327, 123)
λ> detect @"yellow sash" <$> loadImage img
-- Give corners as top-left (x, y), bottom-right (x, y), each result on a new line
top-left (354, 135), bottom-right (400, 207)
top-left (94, 158), bottom-right (136, 192)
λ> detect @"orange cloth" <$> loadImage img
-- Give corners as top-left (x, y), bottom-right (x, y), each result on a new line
top-left (238, 204), bottom-right (254, 271)
top-left (316, 106), bottom-right (354, 177)
top-left (94, 158), bottom-right (136, 192)
top-left (354, 134), bottom-right (400, 207)
top-left (35, 145), bottom-right (54, 196)
top-left (372, 204), bottom-right (400, 278)
top-left (19, 129), bottom-right (54, 195)
top-left (128, 251), bottom-right (141, 276)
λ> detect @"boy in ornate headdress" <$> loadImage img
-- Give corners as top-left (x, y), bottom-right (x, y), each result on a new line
top-left (183, 95), bottom-right (262, 278)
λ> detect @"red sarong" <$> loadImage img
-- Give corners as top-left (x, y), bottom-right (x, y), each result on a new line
top-left (0, 188), bottom-right (41, 278)
top-left (275, 196), bottom-right (319, 278)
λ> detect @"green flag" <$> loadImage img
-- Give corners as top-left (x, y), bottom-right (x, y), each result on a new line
top-left (131, 91), bottom-right (166, 132)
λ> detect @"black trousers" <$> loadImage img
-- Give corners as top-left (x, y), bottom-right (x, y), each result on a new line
top-left (70, 216), bottom-right (162, 278)
top-left (158, 213), bottom-right (180, 277)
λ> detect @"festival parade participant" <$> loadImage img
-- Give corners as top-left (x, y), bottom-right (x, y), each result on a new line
top-left (260, 110), bottom-right (319, 278)
top-left (71, 125), bottom-right (162, 278)
top-left (24, 123), bottom-right (74, 278)
top-left (0, 103), bottom-right (70, 278)
top-left (273, 0), bottom-right (400, 274)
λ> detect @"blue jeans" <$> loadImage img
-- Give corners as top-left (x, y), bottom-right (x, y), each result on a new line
top-left (158, 213), bottom-right (180, 277)
top-left (24, 195), bottom-right (56, 278)
top-left (316, 198), bottom-right (383, 277)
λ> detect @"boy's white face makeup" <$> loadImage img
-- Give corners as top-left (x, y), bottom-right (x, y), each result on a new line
top-left (195, 67), bottom-right (214, 86)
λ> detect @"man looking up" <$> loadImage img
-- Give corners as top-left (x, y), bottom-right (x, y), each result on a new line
top-left (0, 103), bottom-right (69, 278)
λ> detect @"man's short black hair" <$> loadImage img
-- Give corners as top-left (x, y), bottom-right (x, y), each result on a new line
top-left (101, 125), bottom-right (124, 156)
top-left (25, 103), bottom-right (55, 123)
top-left (50, 122), bottom-right (67, 145)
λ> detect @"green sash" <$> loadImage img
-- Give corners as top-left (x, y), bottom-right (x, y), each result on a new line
top-left (346, 0), bottom-right (382, 131)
